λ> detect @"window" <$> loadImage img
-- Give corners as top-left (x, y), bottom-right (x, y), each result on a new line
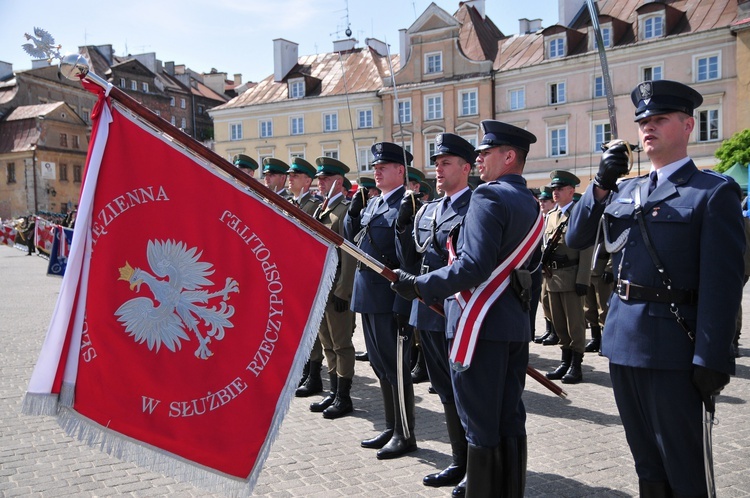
top-left (119, 78), bottom-right (126, 88)
top-left (549, 82), bottom-right (566, 105)
top-left (509, 88), bottom-right (525, 111)
top-left (697, 109), bottom-right (720, 142)
top-left (142, 82), bottom-right (149, 93)
top-left (358, 145), bottom-right (374, 172)
top-left (549, 37), bottom-right (565, 58)
top-left (131, 80), bottom-right (137, 91)
top-left (291, 116), bottom-right (304, 135)
top-left (60, 163), bottom-right (68, 181)
top-left (459, 134), bottom-right (478, 148)
top-left (642, 65), bottom-right (663, 81)
top-left (425, 138), bottom-right (437, 166)
top-left (181, 118), bottom-right (187, 129)
top-left (396, 99), bottom-right (412, 124)
top-left (6, 163), bottom-right (16, 184)
top-left (425, 52), bottom-right (443, 74)
top-left (459, 89), bottom-right (478, 116)
top-left (289, 79), bottom-right (305, 99)
top-left (425, 94), bottom-right (443, 121)
top-left (82, 109), bottom-right (90, 123)
top-left (322, 144), bottom-right (339, 159)
top-left (324, 112), bottom-right (338, 132)
top-left (643, 16), bottom-right (664, 39)
top-left (230, 122), bottom-right (243, 141)
top-left (180, 98), bottom-right (186, 109)
top-left (170, 97), bottom-right (175, 107)
top-left (358, 109), bottom-right (373, 129)
top-left (696, 54), bottom-right (720, 82)
top-left (198, 105), bottom-right (204, 115)
top-left (73, 164), bottom-right (82, 183)
top-left (593, 122), bottom-right (612, 151)
top-left (594, 76), bottom-right (605, 98)
top-left (73, 136), bottom-right (80, 149)
top-left (259, 119), bottom-right (273, 138)
top-left (59, 133), bottom-right (68, 147)
top-left (593, 26), bottom-right (611, 49)
top-left (171, 116), bottom-right (176, 126)
top-left (549, 126), bottom-right (568, 156)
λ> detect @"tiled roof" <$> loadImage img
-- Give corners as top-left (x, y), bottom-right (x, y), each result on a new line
top-left (3, 102), bottom-right (65, 121)
top-left (0, 103), bottom-right (56, 153)
top-left (455, 3), bottom-right (504, 62)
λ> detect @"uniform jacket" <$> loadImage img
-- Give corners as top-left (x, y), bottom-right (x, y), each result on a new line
top-left (345, 186), bottom-right (410, 314)
top-left (543, 205), bottom-right (593, 292)
top-left (415, 175), bottom-right (539, 341)
top-left (296, 191), bottom-right (321, 216)
top-left (396, 189), bottom-right (472, 332)
top-left (566, 161), bottom-right (744, 374)
top-left (315, 195), bottom-right (355, 301)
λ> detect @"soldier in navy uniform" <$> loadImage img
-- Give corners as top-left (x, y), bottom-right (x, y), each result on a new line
top-left (395, 133), bottom-right (475, 495)
top-left (567, 80), bottom-right (744, 498)
top-left (262, 158), bottom-right (292, 199)
top-left (344, 142), bottom-right (417, 460)
top-left (392, 121), bottom-right (540, 497)
top-left (233, 153), bottom-right (259, 177)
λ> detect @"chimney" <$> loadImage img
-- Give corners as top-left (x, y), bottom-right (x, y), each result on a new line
top-left (333, 38), bottom-right (357, 52)
top-left (233, 74), bottom-right (242, 86)
top-left (95, 44), bottom-right (114, 65)
top-left (559, 0), bottom-right (585, 27)
top-left (165, 61), bottom-right (175, 75)
top-left (273, 39), bottom-right (299, 82)
top-left (461, 0), bottom-right (485, 19)
top-left (0, 61), bottom-right (12, 80)
top-left (31, 59), bottom-right (51, 69)
top-left (365, 38), bottom-right (389, 57)
top-left (399, 29), bottom-right (410, 67)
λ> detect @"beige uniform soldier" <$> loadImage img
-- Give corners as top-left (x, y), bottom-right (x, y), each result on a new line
top-left (543, 170), bottom-right (593, 384)
top-left (535, 185), bottom-right (559, 345)
top-left (308, 157), bottom-right (357, 419)
top-left (584, 245), bottom-right (613, 353)
top-left (287, 158), bottom-right (321, 216)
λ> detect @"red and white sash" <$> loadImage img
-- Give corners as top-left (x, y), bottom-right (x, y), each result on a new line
top-left (448, 209), bottom-right (544, 371)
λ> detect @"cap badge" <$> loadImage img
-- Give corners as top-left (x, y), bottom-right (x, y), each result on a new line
top-left (375, 143), bottom-right (383, 154)
top-left (436, 134), bottom-right (443, 147)
top-left (639, 82), bottom-right (652, 104)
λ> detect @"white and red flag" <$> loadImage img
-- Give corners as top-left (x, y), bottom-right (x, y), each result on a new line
top-left (23, 80), bottom-right (336, 495)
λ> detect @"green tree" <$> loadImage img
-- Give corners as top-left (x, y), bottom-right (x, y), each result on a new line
top-left (714, 128), bottom-right (750, 173)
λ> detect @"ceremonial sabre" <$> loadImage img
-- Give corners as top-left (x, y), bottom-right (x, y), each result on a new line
top-left (703, 397), bottom-right (717, 498)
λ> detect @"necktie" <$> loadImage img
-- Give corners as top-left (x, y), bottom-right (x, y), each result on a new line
top-left (648, 171), bottom-right (658, 195)
top-left (442, 197), bottom-right (451, 214)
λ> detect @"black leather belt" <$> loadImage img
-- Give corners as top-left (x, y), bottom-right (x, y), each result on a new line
top-left (616, 279), bottom-right (698, 305)
top-left (546, 259), bottom-right (579, 270)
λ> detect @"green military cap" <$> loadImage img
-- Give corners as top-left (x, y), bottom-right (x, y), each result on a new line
top-left (343, 177), bottom-right (352, 191)
top-left (288, 157), bottom-right (316, 178)
top-left (233, 153), bottom-right (258, 171)
top-left (407, 166), bottom-right (425, 184)
top-left (314, 157), bottom-right (350, 177)
top-left (549, 170), bottom-right (580, 188)
top-left (538, 185), bottom-right (553, 200)
top-left (359, 177), bottom-right (376, 189)
top-left (573, 192), bottom-right (582, 202)
top-left (419, 181), bottom-right (433, 200)
top-left (262, 157), bottom-right (289, 174)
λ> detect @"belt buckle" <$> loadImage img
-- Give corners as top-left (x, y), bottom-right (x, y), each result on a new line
top-left (420, 263), bottom-right (430, 275)
top-left (550, 261), bottom-right (559, 270)
top-left (618, 279), bottom-right (631, 300)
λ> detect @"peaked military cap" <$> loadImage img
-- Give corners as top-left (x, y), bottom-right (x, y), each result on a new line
top-left (314, 157), bottom-right (350, 177)
top-left (343, 177), bottom-right (352, 191)
top-left (431, 132), bottom-right (478, 165)
top-left (371, 142), bottom-right (413, 166)
top-left (359, 176), bottom-right (376, 189)
top-left (288, 158), bottom-right (316, 178)
top-left (538, 185), bottom-right (553, 200)
top-left (549, 170), bottom-right (580, 188)
top-left (233, 153), bottom-right (258, 171)
top-left (407, 166), bottom-right (425, 184)
top-left (262, 157), bottom-right (289, 174)
top-left (476, 120), bottom-right (537, 153)
top-left (631, 80), bottom-right (703, 122)
top-left (419, 181), bottom-right (433, 199)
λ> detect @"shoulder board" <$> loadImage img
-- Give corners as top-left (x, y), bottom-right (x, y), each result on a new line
top-left (700, 169), bottom-right (730, 182)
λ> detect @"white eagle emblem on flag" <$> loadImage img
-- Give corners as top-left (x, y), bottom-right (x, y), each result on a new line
top-left (115, 239), bottom-right (240, 359)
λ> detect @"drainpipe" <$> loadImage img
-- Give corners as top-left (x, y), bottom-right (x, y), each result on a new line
top-left (490, 69), bottom-right (497, 120)
top-left (32, 147), bottom-right (38, 214)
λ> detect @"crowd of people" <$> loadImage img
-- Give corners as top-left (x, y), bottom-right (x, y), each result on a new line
top-left (239, 79), bottom-right (744, 498)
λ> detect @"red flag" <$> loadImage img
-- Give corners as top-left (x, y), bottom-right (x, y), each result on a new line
top-left (24, 87), bottom-right (336, 494)
top-left (35, 217), bottom-right (55, 255)
top-left (0, 223), bottom-right (15, 245)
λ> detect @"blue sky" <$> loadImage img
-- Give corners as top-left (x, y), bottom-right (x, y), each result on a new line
top-left (1, 0), bottom-right (558, 84)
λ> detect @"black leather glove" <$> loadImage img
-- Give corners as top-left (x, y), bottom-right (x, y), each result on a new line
top-left (396, 192), bottom-right (422, 231)
top-left (390, 269), bottom-right (421, 301)
top-left (575, 283), bottom-right (589, 297)
top-left (594, 142), bottom-right (630, 192)
top-left (601, 272), bottom-right (614, 284)
top-left (348, 188), bottom-right (368, 218)
top-left (332, 295), bottom-right (349, 313)
top-left (394, 313), bottom-right (411, 337)
top-left (692, 365), bottom-right (730, 413)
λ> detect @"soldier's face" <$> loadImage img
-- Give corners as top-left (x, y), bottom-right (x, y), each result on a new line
top-left (476, 146), bottom-right (513, 182)
top-left (317, 175), bottom-right (340, 196)
top-left (539, 198), bottom-right (555, 214)
top-left (288, 172), bottom-right (311, 194)
top-left (264, 172), bottom-right (286, 192)
top-left (434, 155), bottom-right (470, 197)
top-left (373, 162), bottom-right (404, 193)
top-left (552, 185), bottom-right (574, 205)
top-left (638, 112), bottom-right (694, 167)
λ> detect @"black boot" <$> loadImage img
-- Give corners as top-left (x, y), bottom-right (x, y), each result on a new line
top-left (361, 380), bottom-right (395, 449)
top-left (585, 325), bottom-right (602, 353)
top-left (639, 480), bottom-right (674, 498)
top-left (500, 436), bottom-right (527, 498)
top-left (295, 360), bottom-right (323, 397)
top-left (411, 348), bottom-right (428, 383)
top-left (310, 374), bottom-right (337, 412)
top-left (562, 351), bottom-right (584, 384)
top-left (546, 348), bottom-right (572, 380)
top-left (465, 443), bottom-right (499, 498)
top-left (323, 377), bottom-right (353, 419)
top-left (452, 476), bottom-right (467, 497)
top-left (423, 404), bottom-right (466, 487)
top-left (298, 360), bottom-right (310, 387)
top-left (534, 319), bottom-right (553, 344)
top-left (542, 321), bottom-right (560, 345)
top-left (377, 380), bottom-right (417, 459)
top-left (355, 351), bottom-right (369, 361)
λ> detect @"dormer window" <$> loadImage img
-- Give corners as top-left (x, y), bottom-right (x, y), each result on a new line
top-left (425, 52), bottom-right (443, 74)
top-left (548, 37), bottom-right (565, 59)
top-left (643, 15), bottom-right (664, 39)
top-left (591, 25), bottom-right (612, 50)
top-left (289, 78), bottom-right (305, 99)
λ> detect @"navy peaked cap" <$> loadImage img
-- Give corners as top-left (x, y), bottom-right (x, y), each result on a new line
top-left (431, 133), bottom-right (477, 165)
top-left (631, 80), bottom-right (703, 122)
top-left (371, 142), bottom-right (413, 166)
top-left (476, 120), bottom-right (537, 153)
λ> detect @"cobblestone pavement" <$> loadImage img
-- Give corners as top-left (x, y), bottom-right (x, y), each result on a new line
top-left (1, 246), bottom-right (749, 497)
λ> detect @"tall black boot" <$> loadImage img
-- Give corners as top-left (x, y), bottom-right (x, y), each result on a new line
top-left (323, 377), bottom-right (353, 419)
top-left (423, 403), bottom-right (467, 487)
top-left (585, 325), bottom-right (602, 352)
top-left (361, 380), bottom-right (395, 449)
top-left (542, 320), bottom-right (560, 345)
top-left (377, 380), bottom-right (417, 459)
top-left (546, 348), bottom-right (572, 380)
top-left (500, 436), bottom-right (527, 498)
top-left (465, 444), bottom-right (499, 498)
top-left (534, 318), bottom-right (553, 344)
top-left (298, 360), bottom-right (310, 387)
top-left (295, 360), bottom-right (323, 397)
top-left (411, 348), bottom-right (429, 383)
top-left (639, 480), bottom-right (674, 498)
top-left (562, 351), bottom-right (584, 384)
top-left (310, 374), bottom-right (337, 412)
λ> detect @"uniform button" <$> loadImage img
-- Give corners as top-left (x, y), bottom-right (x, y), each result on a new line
top-left (623, 262), bottom-right (631, 268)
top-left (629, 240), bottom-right (636, 247)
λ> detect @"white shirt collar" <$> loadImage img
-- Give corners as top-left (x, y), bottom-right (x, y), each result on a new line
top-left (650, 157), bottom-right (690, 188)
